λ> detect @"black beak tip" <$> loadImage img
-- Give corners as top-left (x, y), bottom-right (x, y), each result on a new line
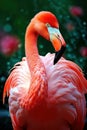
top-left (54, 60), bottom-right (57, 65)
top-left (53, 56), bottom-right (60, 65)
top-left (53, 46), bottom-right (66, 65)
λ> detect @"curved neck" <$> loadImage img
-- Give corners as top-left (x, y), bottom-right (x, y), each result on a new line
top-left (25, 26), bottom-right (39, 74)
top-left (24, 24), bottom-right (48, 109)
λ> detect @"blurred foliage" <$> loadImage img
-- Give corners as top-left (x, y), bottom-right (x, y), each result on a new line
top-left (0, 0), bottom-right (87, 129)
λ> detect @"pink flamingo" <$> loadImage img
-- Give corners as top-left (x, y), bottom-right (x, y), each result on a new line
top-left (3, 11), bottom-right (87, 130)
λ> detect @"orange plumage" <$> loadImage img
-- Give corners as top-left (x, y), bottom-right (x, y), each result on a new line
top-left (3, 11), bottom-right (87, 130)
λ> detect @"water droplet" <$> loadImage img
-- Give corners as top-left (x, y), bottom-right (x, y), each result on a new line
top-left (83, 22), bottom-right (87, 26)
top-left (59, 15), bottom-right (63, 19)
top-left (82, 34), bottom-right (85, 38)
top-left (39, 44), bottom-right (44, 49)
top-left (66, 15), bottom-right (70, 19)
top-left (0, 76), bottom-right (6, 82)
top-left (79, 58), bottom-right (83, 62)
top-left (18, 43), bottom-right (22, 48)
top-left (6, 17), bottom-right (11, 22)
top-left (7, 62), bottom-right (11, 69)
top-left (3, 24), bottom-right (12, 32)
top-left (7, 62), bottom-right (10, 66)
top-left (20, 9), bottom-right (24, 13)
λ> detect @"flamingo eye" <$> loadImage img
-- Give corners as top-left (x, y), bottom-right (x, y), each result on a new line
top-left (46, 23), bottom-right (50, 27)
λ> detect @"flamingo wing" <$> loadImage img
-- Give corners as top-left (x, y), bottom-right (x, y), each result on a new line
top-left (3, 57), bottom-right (31, 129)
top-left (41, 53), bottom-right (87, 130)
top-left (3, 57), bottom-right (31, 103)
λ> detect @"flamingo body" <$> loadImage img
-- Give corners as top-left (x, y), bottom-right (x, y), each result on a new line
top-left (3, 11), bottom-right (87, 130)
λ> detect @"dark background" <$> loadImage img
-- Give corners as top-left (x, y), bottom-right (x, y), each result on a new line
top-left (0, 0), bottom-right (87, 129)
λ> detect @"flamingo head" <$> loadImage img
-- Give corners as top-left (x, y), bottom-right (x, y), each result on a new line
top-left (30, 11), bottom-right (66, 64)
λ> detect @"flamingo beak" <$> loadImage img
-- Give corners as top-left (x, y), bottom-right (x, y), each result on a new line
top-left (47, 25), bottom-right (66, 64)
top-left (54, 46), bottom-right (66, 64)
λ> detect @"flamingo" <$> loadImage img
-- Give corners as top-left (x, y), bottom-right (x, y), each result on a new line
top-left (3, 11), bottom-right (87, 130)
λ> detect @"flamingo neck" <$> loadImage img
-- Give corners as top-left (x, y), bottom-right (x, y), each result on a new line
top-left (24, 25), bottom-right (48, 109)
top-left (25, 30), bottom-right (39, 74)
